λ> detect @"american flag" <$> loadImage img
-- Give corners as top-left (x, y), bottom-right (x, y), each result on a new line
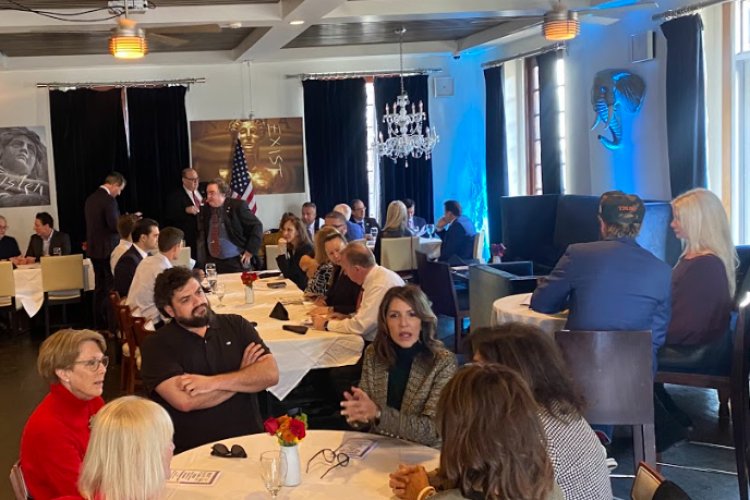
top-left (230, 137), bottom-right (257, 213)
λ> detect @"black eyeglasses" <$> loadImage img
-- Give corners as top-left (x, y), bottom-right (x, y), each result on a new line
top-left (210, 443), bottom-right (247, 458)
top-left (70, 356), bottom-right (109, 372)
top-left (306, 448), bottom-right (350, 478)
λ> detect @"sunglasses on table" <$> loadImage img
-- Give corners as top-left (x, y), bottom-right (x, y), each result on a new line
top-left (306, 448), bottom-right (350, 479)
top-left (210, 443), bottom-right (247, 458)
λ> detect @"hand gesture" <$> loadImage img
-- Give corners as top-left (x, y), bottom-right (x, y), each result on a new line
top-left (389, 465), bottom-right (424, 499)
top-left (340, 386), bottom-right (379, 424)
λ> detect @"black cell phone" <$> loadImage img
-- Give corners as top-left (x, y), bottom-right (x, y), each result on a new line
top-left (268, 281), bottom-right (287, 289)
top-left (282, 325), bottom-right (308, 335)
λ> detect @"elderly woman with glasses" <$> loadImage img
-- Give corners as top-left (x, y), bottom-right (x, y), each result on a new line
top-left (19, 329), bottom-right (108, 500)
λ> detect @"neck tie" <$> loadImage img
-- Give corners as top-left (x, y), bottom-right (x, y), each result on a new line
top-left (209, 210), bottom-right (221, 257)
top-left (192, 191), bottom-right (200, 209)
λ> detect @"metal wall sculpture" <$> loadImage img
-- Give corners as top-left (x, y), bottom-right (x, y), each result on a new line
top-left (590, 69), bottom-right (646, 151)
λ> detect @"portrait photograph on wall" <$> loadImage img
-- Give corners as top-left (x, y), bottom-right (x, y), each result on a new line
top-left (0, 126), bottom-right (51, 207)
top-left (190, 118), bottom-right (305, 194)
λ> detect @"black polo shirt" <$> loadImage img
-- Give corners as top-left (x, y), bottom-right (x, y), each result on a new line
top-left (141, 312), bottom-right (270, 452)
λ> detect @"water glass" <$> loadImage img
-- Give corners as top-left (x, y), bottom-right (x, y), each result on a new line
top-left (370, 227), bottom-right (379, 240)
top-left (205, 263), bottom-right (217, 274)
top-left (425, 224), bottom-right (435, 238)
top-left (52, 247), bottom-right (62, 256)
top-left (260, 451), bottom-right (287, 499)
top-left (213, 283), bottom-right (226, 307)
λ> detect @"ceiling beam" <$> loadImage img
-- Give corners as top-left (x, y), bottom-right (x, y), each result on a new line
top-left (232, 0), bottom-right (347, 62)
top-left (256, 40), bottom-right (456, 62)
top-left (456, 19), bottom-right (541, 52)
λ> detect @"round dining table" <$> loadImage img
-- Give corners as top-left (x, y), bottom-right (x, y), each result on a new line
top-left (491, 292), bottom-right (568, 335)
top-left (164, 429), bottom-right (440, 499)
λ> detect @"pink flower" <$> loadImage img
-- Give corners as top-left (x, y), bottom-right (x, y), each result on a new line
top-left (264, 417), bottom-right (279, 435)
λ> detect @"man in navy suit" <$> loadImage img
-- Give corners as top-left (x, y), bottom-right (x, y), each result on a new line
top-left (403, 198), bottom-right (427, 234)
top-left (84, 171), bottom-right (126, 329)
top-left (25, 212), bottom-right (71, 260)
top-left (164, 168), bottom-right (203, 265)
top-left (530, 191), bottom-right (672, 372)
top-left (436, 200), bottom-right (476, 263)
top-left (113, 218), bottom-right (159, 297)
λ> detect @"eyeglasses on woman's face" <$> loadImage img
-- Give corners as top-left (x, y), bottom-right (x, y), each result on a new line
top-left (70, 355), bottom-right (109, 372)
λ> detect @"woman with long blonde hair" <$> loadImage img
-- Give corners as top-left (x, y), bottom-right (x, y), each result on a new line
top-left (374, 200), bottom-right (412, 264)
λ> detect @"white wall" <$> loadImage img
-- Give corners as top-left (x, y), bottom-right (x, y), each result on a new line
top-left (0, 51), bottom-right (487, 248)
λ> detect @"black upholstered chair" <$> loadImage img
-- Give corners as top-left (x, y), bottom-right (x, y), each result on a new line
top-left (468, 262), bottom-right (537, 330)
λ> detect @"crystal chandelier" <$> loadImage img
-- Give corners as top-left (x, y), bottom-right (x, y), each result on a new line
top-left (374, 28), bottom-right (438, 167)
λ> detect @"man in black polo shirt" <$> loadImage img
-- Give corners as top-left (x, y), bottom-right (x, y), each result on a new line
top-left (141, 267), bottom-right (279, 452)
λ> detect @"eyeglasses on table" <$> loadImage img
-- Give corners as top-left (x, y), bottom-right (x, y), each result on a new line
top-left (306, 448), bottom-right (350, 478)
top-left (210, 443), bottom-right (247, 458)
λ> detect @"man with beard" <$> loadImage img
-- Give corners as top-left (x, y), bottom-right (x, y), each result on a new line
top-left (140, 267), bottom-right (279, 452)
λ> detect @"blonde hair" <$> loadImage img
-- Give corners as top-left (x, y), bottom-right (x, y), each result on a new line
top-left (313, 226), bottom-right (339, 265)
top-left (79, 396), bottom-right (174, 500)
top-left (383, 200), bottom-right (408, 233)
top-left (37, 329), bottom-right (106, 384)
top-left (672, 188), bottom-right (737, 296)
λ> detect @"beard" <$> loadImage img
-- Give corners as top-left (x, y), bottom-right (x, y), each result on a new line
top-left (175, 303), bottom-right (212, 327)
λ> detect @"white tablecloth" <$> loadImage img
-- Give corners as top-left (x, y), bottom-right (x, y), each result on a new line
top-left (418, 237), bottom-right (442, 260)
top-left (13, 258), bottom-right (95, 318)
top-left (491, 292), bottom-right (568, 335)
top-left (213, 274), bottom-right (364, 400)
top-left (165, 430), bottom-right (440, 499)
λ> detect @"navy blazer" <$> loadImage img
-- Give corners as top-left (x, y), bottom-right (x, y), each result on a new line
top-left (25, 231), bottom-right (71, 259)
top-left (84, 187), bottom-right (120, 259)
top-left (113, 244), bottom-right (145, 297)
top-left (531, 238), bottom-right (672, 372)
top-left (438, 215), bottom-right (476, 262)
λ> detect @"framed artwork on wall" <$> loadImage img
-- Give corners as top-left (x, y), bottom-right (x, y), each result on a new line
top-left (0, 126), bottom-right (50, 207)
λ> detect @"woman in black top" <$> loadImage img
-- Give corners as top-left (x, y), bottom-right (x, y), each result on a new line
top-left (374, 200), bottom-right (412, 264)
top-left (310, 231), bottom-right (360, 315)
top-left (276, 215), bottom-right (314, 290)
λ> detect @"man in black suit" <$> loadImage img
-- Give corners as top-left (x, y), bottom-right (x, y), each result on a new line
top-left (403, 198), bottom-right (427, 234)
top-left (84, 171), bottom-right (126, 329)
top-left (350, 199), bottom-right (380, 240)
top-left (201, 178), bottom-right (263, 274)
top-left (25, 211), bottom-right (71, 260)
top-left (436, 199), bottom-right (476, 263)
top-left (164, 168), bottom-right (203, 265)
top-left (113, 218), bottom-right (159, 297)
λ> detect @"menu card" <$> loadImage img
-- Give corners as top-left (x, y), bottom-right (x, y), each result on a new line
top-left (168, 469), bottom-right (220, 485)
top-left (337, 438), bottom-right (377, 458)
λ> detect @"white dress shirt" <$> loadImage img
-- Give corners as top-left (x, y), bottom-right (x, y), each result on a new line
top-left (327, 265), bottom-right (405, 341)
top-left (126, 253), bottom-right (172, 324)
top-left (110, 239), bottom-right (133, 273)
top-left (183, 186), bottom-right (203, 207)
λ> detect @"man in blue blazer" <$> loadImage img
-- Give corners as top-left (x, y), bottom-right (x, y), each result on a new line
top-left (530, 191), bottom-right (672, 374)
top-left (436, 200), bottom-right (476, 263)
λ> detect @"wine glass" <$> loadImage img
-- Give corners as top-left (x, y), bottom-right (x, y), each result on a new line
top-left (206, 268), bottom-right (218, 291)
top-left (425, 224), bottom-right (435, 238)
top-left (212, 283), bottom-right (226, 307)
top-left (260, 451), bottom-right (287, 499)
top-left (205, 263), bottom-right (217, 274)
top-left (369, 227), bottom-right (379, 240)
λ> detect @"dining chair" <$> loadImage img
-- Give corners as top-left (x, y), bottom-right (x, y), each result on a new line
top-left (9, 460), bottom-right (28, 500)
top-left (655, 303), bottom-right (750, 500)
top-left (117, 303), bottom-right (137, 394)
top-left (381, 237), bottom-right (418, 272)
top-left (472, 230), bottom-right (485, 263)
top-left (416, 251), bottom-right (469, 352)
top-left (630, 461), bottom-right (692, 500)
top-left (555, 329), bottom-right (656, 467)
top-left (40, 254), bottom-right (84, 337)
top-left (0, 261), bottom-right (17, 334)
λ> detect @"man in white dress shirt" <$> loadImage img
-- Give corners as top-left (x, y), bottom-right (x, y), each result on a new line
top-left (312, 243), bottom-right (404, 341)
top-left (126, 226), bottom-right (184, 327)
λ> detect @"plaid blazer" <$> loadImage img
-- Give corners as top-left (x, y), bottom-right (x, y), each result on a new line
top-left (359, 345), bottom-right (457, 448)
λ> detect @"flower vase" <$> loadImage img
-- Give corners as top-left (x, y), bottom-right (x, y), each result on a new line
top-left (491, 255), bottom-right (502, 264)
top-left (281, 444), bottom-right (301, 486)
top-left (244, 286), bottom-right (255, 304)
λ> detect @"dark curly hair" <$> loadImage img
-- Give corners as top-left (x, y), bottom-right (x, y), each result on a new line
top-left (153, 267), bottom-right (195, 317)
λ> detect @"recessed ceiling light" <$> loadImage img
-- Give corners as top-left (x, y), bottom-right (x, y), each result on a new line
top-left (228, 22), bottom-right (243, 29)
top-left (289, 20), bottom-right (305, 25)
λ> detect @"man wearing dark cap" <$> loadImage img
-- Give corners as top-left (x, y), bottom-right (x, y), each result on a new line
top-left (531, 191), bottom-right (671, 371)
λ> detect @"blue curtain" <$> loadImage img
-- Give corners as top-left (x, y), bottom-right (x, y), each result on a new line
top-left (374, 75), bottom-right (434, 224)
top-left (537, 51), bottom-right (563, 195)
top-left (302, 79), bottom-right (368, 215)
top-left (661, 14), bottom-right (707, 197)
top-left (484, 65), bottom-right (509, 244)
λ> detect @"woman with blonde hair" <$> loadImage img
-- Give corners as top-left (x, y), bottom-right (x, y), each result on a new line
top-left (389, 364), bottom-right (563, 500)
top-left (20, 329), bottom-right (108, 500)
top-left (303, 225), bottom-right (339, 297)
top-left (72, 396), bottom-right (174, 500)
top-left (374, 200), bottom-right (412, 264)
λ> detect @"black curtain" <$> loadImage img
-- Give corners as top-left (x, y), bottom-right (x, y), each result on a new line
top-left (537, 51), bottom-right (563, 195)
top-left (661, 14), bottom-right (707, 197)
top-left (484, 66), bottom-right (509, 244)
top-left (302, 79), bottom-right (368, 215)
top-left (374, 75), bottom-right (434, 224)
top-left (127, 86), bottom-right (190, 222)
top-left (49, 88), bottom-right (129, 253)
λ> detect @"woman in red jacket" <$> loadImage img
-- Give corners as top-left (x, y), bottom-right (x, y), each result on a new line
top-left (20, 329), bottom-right (108, 500)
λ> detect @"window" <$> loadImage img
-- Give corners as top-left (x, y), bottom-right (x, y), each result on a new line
top-left (365, 80), bottom-right (381, 221)
top-left (733, 1), bottom-right (750, 242)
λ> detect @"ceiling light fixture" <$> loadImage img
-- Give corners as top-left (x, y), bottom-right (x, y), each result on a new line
top-left (109, 3), bottom-right (147, 59)
top-left (543, 2), bottom-right (580, 41)
top-left (289, 20), bottom-right (305, 25)
top-left (373, 27), bottom-right (438, 167)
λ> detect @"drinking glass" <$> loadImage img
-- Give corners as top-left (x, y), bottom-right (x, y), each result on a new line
top-left (213, 283), bottom-right (226, 307)
top-left (206, 268), bottom-right (218, 291)
top-left (205, 263), bottom-right (216, 274)
top-left (425, 224), bottom-right (435, 238)
top-left (260, 451), bottom-right (287, 499)
top-left (370, 227), bottom-right (379, 240)
top-left (52, 247), bottom-right (62, 256)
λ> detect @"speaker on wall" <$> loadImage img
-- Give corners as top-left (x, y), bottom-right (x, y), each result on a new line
top-left (630, 31), bottom-right (655, 63)
top-left (434, 77), bottom-right (454, 97)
